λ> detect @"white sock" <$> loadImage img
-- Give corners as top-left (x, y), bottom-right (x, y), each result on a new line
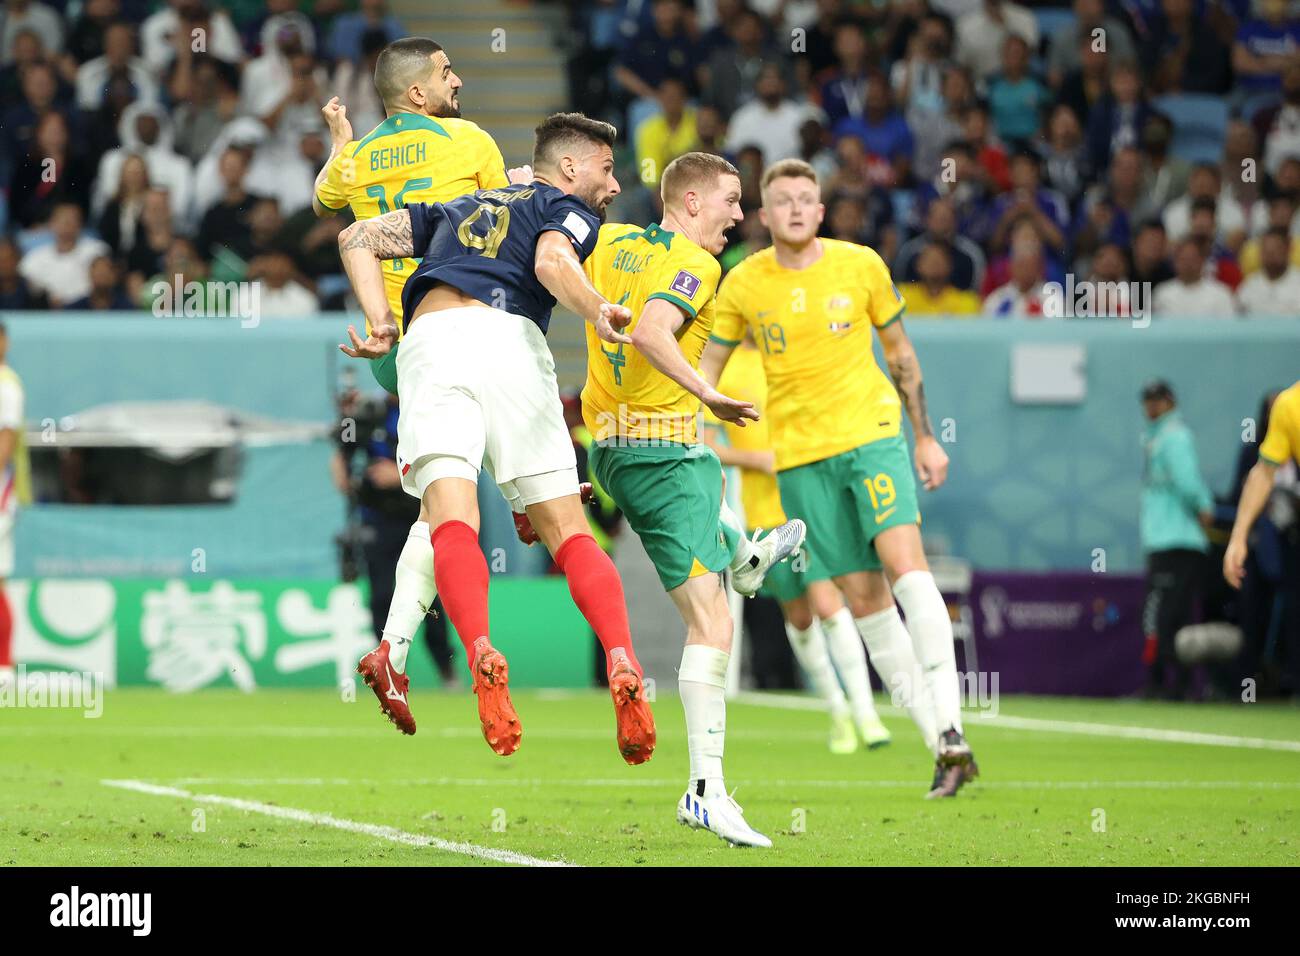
top-left (381, 521), bottom-right (436, 673)
top-left (784, 619), bottom-right (849, 717)
top-left (719, 499), bottom-right (759, 572)
top-left (893, 570), bottom-right (963, 735)
top-left (678, 643), bottom-right (729, 792)
top-left (856, 606), bottom-right (940, 755)
top-left (821, 606), bottom-right (880, 724)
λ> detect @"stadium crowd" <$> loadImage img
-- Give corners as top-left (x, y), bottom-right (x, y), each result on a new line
top-left (0, 0), bottom-right (1297, 317)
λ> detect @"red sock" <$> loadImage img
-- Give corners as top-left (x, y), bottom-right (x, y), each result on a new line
top-left (0, 586), bottom-right (11, 667)
top-left (553, 533), bottom-right (639, 676)
top-left (430, 521), bottom-right (490, 671)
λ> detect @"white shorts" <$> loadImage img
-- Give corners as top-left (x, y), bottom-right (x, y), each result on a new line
top-left (395, 305), bottom-right (578, 510)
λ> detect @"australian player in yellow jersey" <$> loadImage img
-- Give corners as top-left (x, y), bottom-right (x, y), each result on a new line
top-left (581, 152), bottom-right (806, 847)
top-left (310, 37), bottom-right (513, 735)
top-left (700, 158), bottom-right (978, 798)
top-left (702, 335), bottom-right (891, 755)
top-left (1225, 380), bottom-right (1300, 691)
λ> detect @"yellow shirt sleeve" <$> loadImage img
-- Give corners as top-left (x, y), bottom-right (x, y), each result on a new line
top-left (315, 141), bottom-right (358, 210)
top-left (476, 128), bottom-right (508, 189)
top-left (711, 267), bottom-right (747, 344)
top-left (1259, 386), bottom-right (1299, 466)
top-left (862, 246), bottom-right (906, 328)
top-left (647, 244), bottom-right (720, 320)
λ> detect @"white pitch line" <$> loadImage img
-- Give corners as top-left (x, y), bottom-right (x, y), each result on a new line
top-left (157, 776), bottom-right (1300, 791)
top-left (100, 779), bottom-right (574, 867)
top-left (734, 692), bottom-right (1300, 753)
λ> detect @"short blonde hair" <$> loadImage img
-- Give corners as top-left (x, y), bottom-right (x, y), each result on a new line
top-left (760, 158), bottom-right (820, 199)
top-left (660, 151), bottom-right (740, 207)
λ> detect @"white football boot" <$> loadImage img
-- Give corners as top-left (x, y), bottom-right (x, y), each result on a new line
top-left (676, 787), bottom-right (773, 848)
top-left (731, 519), bottom-right (807, 597)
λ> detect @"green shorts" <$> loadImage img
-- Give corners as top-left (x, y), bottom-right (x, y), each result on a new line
top-left (369, 344), bottom-right (400, 395)
top-left (775, 433), bottom-right (920, 581)
top-left (589, 441), bottom-right (731, 591)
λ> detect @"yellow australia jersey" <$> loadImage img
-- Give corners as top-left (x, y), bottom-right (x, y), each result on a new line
top-left (704, 344), bottom-right (786, 530)
top-left (713, 238), bottom-right (905, 471)
top-left (1260, 380), bottom-right (1300, 467)
top-left (316, 113), bottom-right (508, 330)
top-left (581, 221), bottom-right (722, 445)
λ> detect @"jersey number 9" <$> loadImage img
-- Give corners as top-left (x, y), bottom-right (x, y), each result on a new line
top-left (456, 204), bottom-right (512, 259)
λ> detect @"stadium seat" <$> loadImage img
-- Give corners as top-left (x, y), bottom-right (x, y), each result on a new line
top-left (1153, 94), bottom-right (1230, 165)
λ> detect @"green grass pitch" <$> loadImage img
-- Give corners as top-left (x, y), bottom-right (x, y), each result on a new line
top-left (3, 688), bottom-right (1298, 866)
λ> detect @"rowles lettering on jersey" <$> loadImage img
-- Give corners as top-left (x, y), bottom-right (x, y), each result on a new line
top-left (370, 141), bottom-right (428, 171)
top-left (611, 249), bottom-right (653, 274)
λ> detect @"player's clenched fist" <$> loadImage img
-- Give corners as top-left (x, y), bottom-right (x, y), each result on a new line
top-left (914, 434), bottom-right (949, 490)
top-left (321, 96), bottom-right (353, 146)
top-left (594, 301), bottom-right (633, 345)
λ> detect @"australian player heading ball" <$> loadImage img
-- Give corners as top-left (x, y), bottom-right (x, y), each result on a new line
top-left (700, 159), bottom-right (978, 797)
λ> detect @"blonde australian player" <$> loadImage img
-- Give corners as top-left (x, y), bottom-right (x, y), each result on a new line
top-left (581, 152), bottom-right (806, 846)
top-left (700, 159), bottom-right (979, 798)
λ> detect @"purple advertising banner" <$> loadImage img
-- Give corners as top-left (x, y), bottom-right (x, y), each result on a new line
top-left (968, 571), bottom-right (1148, 697)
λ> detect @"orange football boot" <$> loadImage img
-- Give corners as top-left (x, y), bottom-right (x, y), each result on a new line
top-left (471, 637), bottom-right (522, 756)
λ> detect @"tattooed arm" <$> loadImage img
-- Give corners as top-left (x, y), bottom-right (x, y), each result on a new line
top-left (336, 209), bottom-right (414, 357)
top-left (878, 318), bottom-right (948, 491)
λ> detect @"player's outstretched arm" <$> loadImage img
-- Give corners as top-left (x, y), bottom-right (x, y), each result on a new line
top-left (336, 209), bottom-right (414, 354)
top-left (631, 299), bottom-right (758, 426)
top-left (534, 231), bottom-right (632, 344)
top-left (878, 319), bottom-right (948, 490)
top-left (313, 96), bottom-right (354, 218)
top-left (1224, 459), bottom-right (1277, 588)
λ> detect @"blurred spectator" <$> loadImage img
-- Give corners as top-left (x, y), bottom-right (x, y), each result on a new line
top-left (891, 11), bottom-right (953, 117)
top-left (1056, 32), bottom-right (1111, 127)
top-left (1139, 378), bottom-right (1214, 699)
top-left (1256, 60), bottom-right (1300, 176)
top-left (93, 102), bottom-right (195, 231)
top-left (276, 206), bottom-right (347, 283)
top-left (1046, 0), bottom-right (1137, 88)
top-left (1132, 219), bottom-right (1176, 286)
top-left (1038, 102), bottom-right (1090, 204)
top-left (197, 146), bottom-right (257, 261)
top-left (1249, 162), bottom-right (1300, 237)
top-left (169, 55), bottom-right (241, 163)
top-left (982, 229), bottom-right (1047, 316)
top-left (65, 0), bottom-right (121, 66)
top-left (242, 17), bottom-right (321, 127)
top-left (987, 34), bottom-right (1048, 146)
top-left (725, 62), bottom-right (821, 165)
top-left (909, 64), bottom-right (973, 181)
top-left (615, 0), bottom-right (697, 128)
top-left (694, 103), bottom-right (728, 157)
top-left (66, 255), bottom-right (134, 310)
top-left (700, 6), bottom-right (779, 118)
top-left (793, 0), bottom-right (849, 83)
top-left (3, 60), bottom-right (70, 161)
top-left (248, 250), bottom-right (319, 317)
top-left (832, 73), bottom-right (913, 186)
top-left (1223, 120), bottom-right (1262, 218)
top-left (0, 0), bottom-right (63, 65)
top-left (0, 237), bottom-right (44, 308)
top-left (719, 208), bottom-right (770, 272)
top-left (96, 152), bottom-right (150, 258)
top-left (819, 18), bottom-right (872, 129)
top-left (330, 27), bottom-right (388, 138)
top-left (1088, 242), bottom-right (1135, 317)
top-left (797, 116), bottom-right (838, 183)
top-left (141, 0), bottom-right (243, 77)
top-left (1138, 112), bottom-right (1191, 218)
top-left (899, 242), bottom-right (981, 315)
top-left (1186, 197), bottom-right (1243, 289)
top-left (17, 202), bottom-right (109, 306)
top-left (955, 0), bottom-right (1038, 81)
top-left (636, 76), bottom-right (698, 187)
top-left (1085, 59), bottom-right (1151, 174)
top-left (914, 139), bottom-right (996, 246)
top-left (0, 26), bottom-right (45, 102)
top-left (825, 193), bottom-right (868, 243)
top-left (1141, 0), bottom-right (1232, 95)
top-left (1153, 239), bottom-right (1237, 317)
top-left (326, 0), bottom-right (403, 64)
top-left (123, 187), bottom-right (176, 285)
top-left (246, 125), bottom-right (324, 216)
top-left (1164, 162), bottom-right (1247, 246)
top-left (990, 149), bottom-right (1069, 256)
top-left (1236, 227), bottom-right (1300, 316)
top-left (1240, 195), bottom-right (1300, 274)
top-left (1231, 0), bottom-right (1300, 96)
top-left (896, 196), bottom-right (986, 290)
top-left (963, 102), bottom-right (1011, 192)
top-left (75, 20), bottom-right (155, 110)
top-left (9, 111), bottom-right (93, 227)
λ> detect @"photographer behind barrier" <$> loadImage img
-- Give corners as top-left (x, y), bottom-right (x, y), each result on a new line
top-left (331, 371), bottom-right (456, 687)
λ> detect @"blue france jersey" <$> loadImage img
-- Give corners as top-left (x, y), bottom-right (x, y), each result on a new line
top-left (400, 182), bottom-right (602, 334)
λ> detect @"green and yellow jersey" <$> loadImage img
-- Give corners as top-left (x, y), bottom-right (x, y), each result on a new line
top-left (581, 221), bottom-right (722, 445)
top-left (703, 342), bottom-right (786, 530)
top-left (711, 238), bottom-right (906, 472)
top-left (1260, 380), bottom-right (1300, 467)
top-left (316, 113), bottom-right (508, 330)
